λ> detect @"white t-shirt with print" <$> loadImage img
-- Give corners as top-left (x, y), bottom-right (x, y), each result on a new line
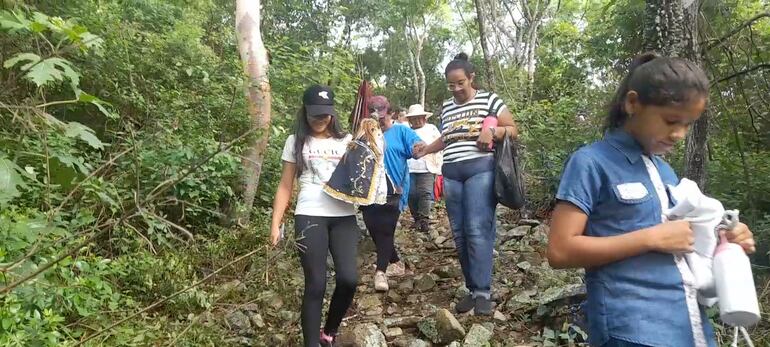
top-left (281, 134), bottom-right (356, 217)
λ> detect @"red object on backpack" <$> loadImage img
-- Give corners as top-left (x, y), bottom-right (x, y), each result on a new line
top-left (434, 175), bottom-right (444, 201)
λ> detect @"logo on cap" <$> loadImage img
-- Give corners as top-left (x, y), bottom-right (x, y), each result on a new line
top-left (318, 91), bottom-right (329, 99)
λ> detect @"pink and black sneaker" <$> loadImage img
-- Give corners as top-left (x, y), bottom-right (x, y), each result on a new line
top-left (319, 330), bottom-right (336, 347)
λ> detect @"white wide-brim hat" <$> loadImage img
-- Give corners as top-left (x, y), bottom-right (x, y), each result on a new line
top-left (404, 104), bottom-right (432, 119)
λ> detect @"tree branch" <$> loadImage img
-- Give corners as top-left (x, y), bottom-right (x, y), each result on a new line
top-left (704, 12), bottom-right (770, 52)
top-left (0, 127), bottom-right (257, 296)
top-left (716, 64), bottom-right (770, 83)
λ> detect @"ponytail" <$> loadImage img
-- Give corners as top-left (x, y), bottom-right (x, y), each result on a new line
top-left (604, 52), bottom-right (709, 130)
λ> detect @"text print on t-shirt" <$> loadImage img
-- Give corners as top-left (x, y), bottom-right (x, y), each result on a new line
top-left (305, 146), bottom-right (345, 184)
top-left (442, 109), bottom-right (481, 143)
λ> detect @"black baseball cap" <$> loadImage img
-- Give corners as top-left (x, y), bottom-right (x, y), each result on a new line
top-left (303, 85), bottom-right (337, 117)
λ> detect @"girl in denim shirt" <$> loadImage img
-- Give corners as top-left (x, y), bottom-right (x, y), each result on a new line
top-left (547, 53), bottom-right (756, 347)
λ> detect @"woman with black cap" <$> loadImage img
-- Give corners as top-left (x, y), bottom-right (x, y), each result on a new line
top-left (270, 85), bottom-right (357, 346)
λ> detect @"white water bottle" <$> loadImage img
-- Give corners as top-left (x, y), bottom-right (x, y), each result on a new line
top-left (713, 211), bottom-right (761, 327)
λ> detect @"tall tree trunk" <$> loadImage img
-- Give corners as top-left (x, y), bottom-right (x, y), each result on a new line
top-left (474, 0), bottom-right (497, 90)
top-left (644, 0), bottom-right (708, 189)
top-left (404, 28), bottom-right (420, 104)
top-left (415, 37), bottom-right (426, 106)
top-left (235, 0), bottom-right (271, 224)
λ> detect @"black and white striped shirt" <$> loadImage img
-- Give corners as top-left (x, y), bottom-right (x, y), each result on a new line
top-left (440, 91), bottom-right (507, 163)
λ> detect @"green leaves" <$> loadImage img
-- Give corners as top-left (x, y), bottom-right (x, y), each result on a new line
top-left (77, 92), bottom-right (118, 119)
top-left (0, 10), bottom-right (31, 31)
top-left (0, 11), bottom-right (103, 51)
top-left (0, 156), bottom-right (27, 206)
top-left (64, 122), bottom-right (105, 150)
top-left (4, 54), bottom-right (80, 89)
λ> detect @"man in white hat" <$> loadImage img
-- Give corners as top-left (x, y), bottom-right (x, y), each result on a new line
top-left (405, 104), bottom-right (443, 233)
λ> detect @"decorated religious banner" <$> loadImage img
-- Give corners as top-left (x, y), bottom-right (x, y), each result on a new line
top-left (323, 119), bottom-right (388, 206)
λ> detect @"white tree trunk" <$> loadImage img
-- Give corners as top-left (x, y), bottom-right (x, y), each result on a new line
top-left (404, 29), bottom-right (420, 103)
top-left (415, 37), bottom-right (426, 106)
top-left (236, 0), bottom-right (271, 224)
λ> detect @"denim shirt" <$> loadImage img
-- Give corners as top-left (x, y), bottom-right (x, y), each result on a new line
top-left (557, 130), bottom-right (716, 347)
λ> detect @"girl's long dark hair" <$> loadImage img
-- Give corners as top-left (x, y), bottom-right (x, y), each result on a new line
top-left (605, 52), bottom-right (709, 130)
top-left (293, 107), bottom-right (346, 177)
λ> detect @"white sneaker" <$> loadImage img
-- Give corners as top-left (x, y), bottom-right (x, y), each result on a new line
top-left (386, 261), bottom-right (406, 277)
top-left (374, 271), bottom-right (389, 292)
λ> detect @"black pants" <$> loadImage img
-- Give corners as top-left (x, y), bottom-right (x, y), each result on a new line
top-left (408, 173), bottom-right (435, 229)
top-left (294, 215), bottom-right (358, 346)
top-left (360, 196), bottom-right (401, 272)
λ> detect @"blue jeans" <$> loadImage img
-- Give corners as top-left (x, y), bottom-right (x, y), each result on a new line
top-left (442, 156), bottom-right (496, 298)
top-left (600, 338), bottom-right (651, 347)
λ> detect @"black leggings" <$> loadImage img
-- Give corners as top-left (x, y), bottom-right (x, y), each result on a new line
top-left (360, 197), bottom-right (401, 271)
top-left (294, 215), bottom-right (358, 346)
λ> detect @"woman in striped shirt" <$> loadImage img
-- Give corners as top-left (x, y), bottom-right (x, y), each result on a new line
top-left (416, 53), bottom-right (518, 315)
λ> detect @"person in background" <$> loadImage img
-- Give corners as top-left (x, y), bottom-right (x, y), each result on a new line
top-left (360, 96), bottom-right (425, 292)
top-left (546, 53), bottom-right (756, 347)
top-left (393, 107), bottom-right (409, 126)
top-left (415, 53), bottom-right (518, 315)
top-left (270, 85), bottom-right (357, 347)
top-left (405, 103), bottom-right (442, 234)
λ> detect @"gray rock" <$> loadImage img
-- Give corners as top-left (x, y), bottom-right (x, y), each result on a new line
top-left (219, 279), bottom-right (246, 294)
top-left (434, 235), bottom-right (447, 245)
top-left (433, 265), bottom-right (460, 279)
top-left (387, 290), bottom-right (403, 303)
top-left (531, 224), bottom-right (550, 243)
top-left (463, 324), bottom-right (493, 346)
top-left (241, 303), bottom-right (259, 312)
top-left (352, 323), bottom-right (388, 347)
top-left (447, 342), bottom-right (462, 347)
top-left (416, 318), bottom-right (439, 343)
top-left (414, 274), bottom-right (437, 292)
top-left (518, 219), bottom-right (541, 226)
top-left (435, 309), bottom-right (466, 343)
top-left (455, 286), bottom-right (471, 299)
top-left (391, 336), bottom-right (412, 347)
top-left (493, 310), bottom-right (507, 322)
top-left (225, 337), bottom-right (254, 346)
top-left (398, 278), bottom-right (415, 293)
top-left (264, 293), bottom-right (284, 310)
top-left (406, 294), bottom-right (421, 304)
top-left (358, 294), bottom-right (382, 311)
top-left (385, 327), bottom-right (403, 338)
top-left (269, 334), bottom-right (287, 345)
top-left (248, 312), bottom-right (265, 328)
top-left (481, 322), bottom-right (495, 334)
top-left (384, 316), bottom-right (421, 328)
top-left (278, 310), bottom-right (296, 322)
top-left (508, 225), bottom-right (532, 237)
top-left (516, 261), bottom-right (532, 271)
top-left (408, 339), bottom-right (432, 347)
top-left (225, 310), bottom-right (251, 333)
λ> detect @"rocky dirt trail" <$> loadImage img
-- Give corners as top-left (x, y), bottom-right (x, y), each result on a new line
top-left (335, 206), bottom-right (586, 346)
top-left (221, 205), bottom-right (588, 346)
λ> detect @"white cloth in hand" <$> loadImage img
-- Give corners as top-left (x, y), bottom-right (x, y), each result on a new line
top-left (665, 178), bottom-right (725, 306)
